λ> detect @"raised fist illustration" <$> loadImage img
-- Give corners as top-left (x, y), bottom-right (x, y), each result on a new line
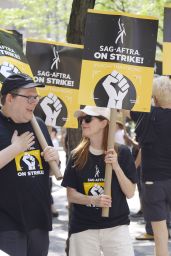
top-left (90, 184), bottom-right (104, 196)
top-left (0, 62), bottom-right (20, 78)
top-left (22, 154), bottom-right (35, 170)
top-left (40, 93), bottom-right (62, 127)
top-left (102, 70), bottom-right (130, 109)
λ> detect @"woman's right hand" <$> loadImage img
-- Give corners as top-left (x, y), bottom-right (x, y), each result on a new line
top-left (11, 130), bottom-right (35, 153)
top-left (91, 194), bottom-right (112, 208)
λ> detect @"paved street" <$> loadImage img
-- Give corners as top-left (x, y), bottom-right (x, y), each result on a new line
top-left (48, 150), bottom-right (171, 256)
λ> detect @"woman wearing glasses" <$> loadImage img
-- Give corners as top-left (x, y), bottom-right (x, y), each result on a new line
top-left (61, 106), bottom-right (137, 256)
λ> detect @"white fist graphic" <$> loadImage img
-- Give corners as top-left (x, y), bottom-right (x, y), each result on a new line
top-left (0, 62), bottom-right (20, 78)
top-left (90, 184), bottom-right (104, 196)
top-left (102, 70), bottom-right (130, 109)
top-left (40, 93), bottom-right (62, 127)
top-left (22, 154), bottom-right (35, 170)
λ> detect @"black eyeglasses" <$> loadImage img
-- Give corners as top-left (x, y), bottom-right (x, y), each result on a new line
top-left (11, 93), bottom-right (40, 104)
top-left (78, 115), bottom-right (105, 125)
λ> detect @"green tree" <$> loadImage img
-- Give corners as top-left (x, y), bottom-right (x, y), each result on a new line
top-left (65, 0), bottom-right (96, 157)
top-left (0, 0), bottom-right (170, 59)
top-left (0, 0), bottom-right (73, 41)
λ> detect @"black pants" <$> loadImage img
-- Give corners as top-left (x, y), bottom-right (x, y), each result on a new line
top-left (0, 229), bottom-right (49, 256)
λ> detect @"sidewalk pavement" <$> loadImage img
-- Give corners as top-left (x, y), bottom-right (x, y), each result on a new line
top-left (48, 150), bottom-right (171, 256)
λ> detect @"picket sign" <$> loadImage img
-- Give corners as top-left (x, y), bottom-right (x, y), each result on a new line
top-left (102, 108), bottom-right (117, 217)
top-left (31, 115), bottom-right (63, 180)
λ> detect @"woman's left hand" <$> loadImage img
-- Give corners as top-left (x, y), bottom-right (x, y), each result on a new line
top-left (41, 146), bottom-right (60, 164)
top-left (105, 148), bottom-right (120, 170)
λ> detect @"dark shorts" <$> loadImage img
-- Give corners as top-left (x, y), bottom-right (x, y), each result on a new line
top-left (142, 179), bottom-right (171, 222)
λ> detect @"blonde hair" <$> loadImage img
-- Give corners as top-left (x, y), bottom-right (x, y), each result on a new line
top-left (152, 76), bottom-right (171, 106)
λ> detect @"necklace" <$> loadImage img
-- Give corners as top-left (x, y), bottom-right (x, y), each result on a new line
top-left (89, 145), bottom-right (104, 155)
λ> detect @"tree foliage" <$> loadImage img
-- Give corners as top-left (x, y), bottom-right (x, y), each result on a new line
top-left (0, 0), bottom-right (73, 41)
top-left (0, 0), bottom-right (170, 58)
top-left (66, 0), bottom-right (96, 155)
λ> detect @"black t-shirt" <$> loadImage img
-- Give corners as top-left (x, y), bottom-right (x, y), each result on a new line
top-left (131, 107), bottom-right (171, 181)
top-left (0, 112), bottom-right (52, 232)
top-left (61, 145), bottom-right (137, 234)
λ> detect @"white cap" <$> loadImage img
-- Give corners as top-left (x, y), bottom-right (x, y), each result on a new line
top-left (74, 106), bottom-right (110, 121)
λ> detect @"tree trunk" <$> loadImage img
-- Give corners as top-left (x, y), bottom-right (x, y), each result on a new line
top-left (67, 0), bottom-right (96, 44)
top-left (65, 0), bottom-right (96, 156)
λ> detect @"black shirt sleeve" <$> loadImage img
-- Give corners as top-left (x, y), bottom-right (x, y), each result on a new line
top-left (130, 111), bottom-right (142, 122)
top-left (130, 108), bottom-right (156, 145)
top-left (118, 145), bottom-right (137, 184)
top-left (61, 155), bottom-right (78, 189)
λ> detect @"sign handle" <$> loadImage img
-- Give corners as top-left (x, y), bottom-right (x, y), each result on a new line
top-left (102, 108), bottom-right (117, 217)
top-left (31, 115), bottom-right (63, 180)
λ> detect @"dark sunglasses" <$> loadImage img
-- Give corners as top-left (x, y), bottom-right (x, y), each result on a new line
top-left (78, 115), bottom-right (105, 125)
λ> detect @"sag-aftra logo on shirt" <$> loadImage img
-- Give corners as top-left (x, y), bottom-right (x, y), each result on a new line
top-left (15, 149), bottom-right (44, 177)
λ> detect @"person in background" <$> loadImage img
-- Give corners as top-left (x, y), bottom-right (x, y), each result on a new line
top-left (51, 127), bottom-right (59, 149)
top-left (114, 116), bottom-right (125, 145)
top-left (127, 76), bottom-right (171, 256)
top-left (127, 143), bottom-right (143, 219)
top-left (132, 149), bottom-right (155, 241)
top-left (0, 73), bottom-right (60, 256)
top-left (62, 105), bottom-right (137, 256)
top-left (114, 114), bottom-right (142, 219)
